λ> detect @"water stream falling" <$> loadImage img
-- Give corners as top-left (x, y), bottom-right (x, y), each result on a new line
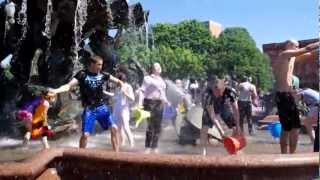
top-left (12, 0), bottom-right (28, 62)
top-left (72, 0), bottom-right (88, 72)
top-left (42, 0), bottom-right (53, 69)
top-left (144, 13), bottom-right (149, 49)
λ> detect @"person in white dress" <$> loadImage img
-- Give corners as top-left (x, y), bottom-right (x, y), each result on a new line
top-left (113, 72), bottom-right (135, 147)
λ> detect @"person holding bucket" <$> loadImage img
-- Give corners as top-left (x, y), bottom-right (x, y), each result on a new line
top-left (200, 79), bottom-right (242, 155)
top-left (272, 39), bottom-right (319, 154)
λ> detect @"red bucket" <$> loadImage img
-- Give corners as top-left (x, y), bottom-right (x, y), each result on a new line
top-left (223, 135), bottom-right (246, 154)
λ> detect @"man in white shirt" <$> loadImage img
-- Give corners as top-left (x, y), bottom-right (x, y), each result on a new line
top-left (138, 63), bottom-right (169, 153)
top-left (238, 76), bottom-right (258, 135)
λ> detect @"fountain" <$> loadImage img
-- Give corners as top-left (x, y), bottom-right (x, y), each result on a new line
top-left (0, 0), bottom-right (318, 179)
top-left (0, 0), bottom-right (148, 135)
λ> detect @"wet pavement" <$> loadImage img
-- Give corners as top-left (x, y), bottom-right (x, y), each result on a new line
top-left (0, 122), bottom-right (314, 162)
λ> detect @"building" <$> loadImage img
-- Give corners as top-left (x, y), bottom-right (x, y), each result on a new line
top-left (203, 20), bottom-right (223, 38)
top-left (262, 38), bottom-right (319, 89)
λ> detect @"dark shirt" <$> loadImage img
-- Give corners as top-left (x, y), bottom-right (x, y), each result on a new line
top-left (202, 87), bottom-right (238, 121)
top-left (74, 70), bottom-right (110, 107)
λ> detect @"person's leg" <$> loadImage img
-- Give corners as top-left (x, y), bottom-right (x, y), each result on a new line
top-left (23, 115), bottom-right (33, 145)
top-left (247, 103), bottom-right (254, 135)
top-left (239, 101), bottom-right (245, 132)
top-left (150, 101), bottom-right (163, 153)
top-left (42, 136), bottom-right (50, 149)
top-left (143, 100), bottom-right (153, 152)
top-left (289, 128), bottom-right (300, 154)
top-left (303, 117), bottom-right (315, 143)
top-left (114, 111), bottom-right (125, 146)
top-left (110, 126), bottom-right (119, 152)
top-left (200, 126), bottom-right (209, 156)
top-left (23, 132), bottom-right (31, 145)
top-left (79, 108), bottom-right (95, 148)
top-left (280, 131), bottom-right (289, 154)
top-left (97, 105), bottom-right (119, 152)
top-left (80, 133), bottom-right (90, 148)
top-left (122, 109), bottom-right (134, 147)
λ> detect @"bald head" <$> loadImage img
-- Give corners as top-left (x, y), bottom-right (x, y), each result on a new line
top-left (285, 39), bottom-right (299, 50)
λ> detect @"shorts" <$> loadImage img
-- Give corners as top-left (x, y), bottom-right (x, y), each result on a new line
top-left (275, 92), bottom-right (300, 131)
top-left (82, 104), bottom-right (116, 134)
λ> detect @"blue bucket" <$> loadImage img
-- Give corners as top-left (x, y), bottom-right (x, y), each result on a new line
top-left (268, 122), bottom-right (282, 138)
top-left (162, 105), bottom-right (176, 120)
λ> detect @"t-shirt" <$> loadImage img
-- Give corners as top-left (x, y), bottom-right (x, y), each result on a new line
top-left (20, 97), bottom-right (42, 113)
top-left (202, 87), bottom-right (238, 121)
top-left (74, 70), bottom-right (110, 107)
top-left (298, 88), bottom-right (319, 106)
top-left (238, 81), bottom-right (255, 102)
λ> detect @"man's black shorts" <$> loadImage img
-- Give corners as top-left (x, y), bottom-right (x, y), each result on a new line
top-left (275, 92), bottom-right (300, 131)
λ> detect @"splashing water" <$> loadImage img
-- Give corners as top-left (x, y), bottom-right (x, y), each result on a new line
top-left (44, 0), bottom-right (53, 38)
top-left (72, 0), bottom-right (88, 71)
top-left (144, 13), bottom-right (149, 49)
top-left (12, 0), bottom-right (28, 62)
top-left (42, 0), bottom-right (53, 64)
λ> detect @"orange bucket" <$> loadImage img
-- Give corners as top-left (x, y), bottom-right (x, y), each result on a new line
top-left (223, 135), bottom-right (246, 154)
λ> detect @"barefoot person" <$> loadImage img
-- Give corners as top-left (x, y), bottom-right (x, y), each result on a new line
top-left (293, 88), bottom-right (319, 144)
top-left (200, 79), bottom-right (241, 155)
top-left (50, 55), bottom-right (123, 152)
top-left (238, 76), bottom-right (258, 135)
top-left (16, 90), bottom-right (56, 149)
top-left (113, 72), bottom-right (135, 147)
top-left (272, 39), bottom-right (319, 154)
top-left (138, 62), bottom-right (169, 154)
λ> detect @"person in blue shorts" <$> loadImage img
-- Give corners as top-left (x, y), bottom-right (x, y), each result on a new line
top-left (50, 55), bottom-right (123, 151)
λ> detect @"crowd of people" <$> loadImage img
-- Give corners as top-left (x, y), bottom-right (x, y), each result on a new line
top-left (16, 39), bottom-right (319, 156)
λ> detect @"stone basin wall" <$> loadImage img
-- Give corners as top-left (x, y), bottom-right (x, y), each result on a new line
top-left (0, 148), bottom-right (318, 180)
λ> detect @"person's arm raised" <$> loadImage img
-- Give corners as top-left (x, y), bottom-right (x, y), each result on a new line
top-left (109, 75), bottom-right (123, 87)
top-left (280, 41), bottom-right (319, 58)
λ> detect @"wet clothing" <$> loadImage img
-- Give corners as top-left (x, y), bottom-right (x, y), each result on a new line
top-left (202, 87), bottom-right (237, 129)
top-left (275, 92), bottom-right (300, 131)
top-left (17, 97), bottom-right (53, 139)
top-left (239, 101), bottom-right (254, 133)
top-left (19, 97), bottom-right (42, 113)
top-left (238, 81), bottom-right (256, 102)
top-left (143, 99), bottom-right (164, 148)
top-left (74, 70), bottom-right (115, 134)
top-left (298, 88), bottom-right (319, 106)
top-left (82, 104), bottom-right (114, 134)
top-left (75, 70), bottom-right (110, 107)
top-left (238, 81), bottom-right (256, 133)
top-left (140, 75), bottom-right (168, 103)
top-left (298, 89), bottom-right (319, 118)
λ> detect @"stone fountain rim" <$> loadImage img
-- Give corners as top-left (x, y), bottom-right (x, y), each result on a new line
top-left (0, 147), bottom-right (318, 178)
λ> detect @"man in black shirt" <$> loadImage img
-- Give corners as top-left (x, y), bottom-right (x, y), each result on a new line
top-left (50, 56), bottom-right (123, 152)
top-left (200, 79), bottom-right (241, 155)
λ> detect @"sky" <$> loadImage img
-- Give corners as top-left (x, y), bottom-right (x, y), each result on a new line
top-left (0, 0), bottom-right (316, 49)
top-left (130, 0), bottom-right (318, 49)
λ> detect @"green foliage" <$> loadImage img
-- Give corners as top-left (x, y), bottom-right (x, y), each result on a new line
top-left (117, 21), bottom-right (273, 90)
